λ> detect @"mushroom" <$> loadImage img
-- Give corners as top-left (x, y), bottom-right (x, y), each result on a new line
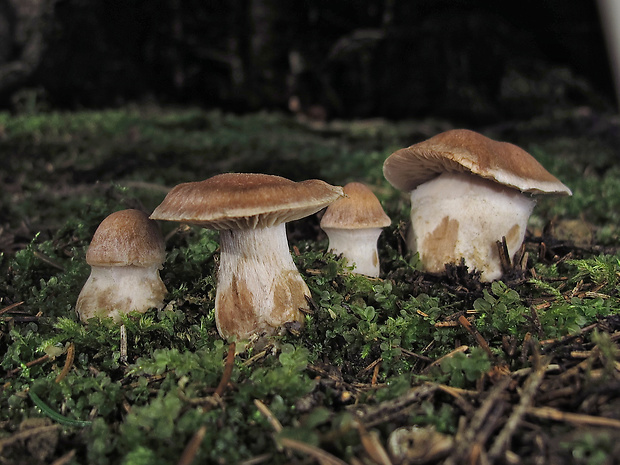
top-left (150, 173), bottom-right (343, 341)
top-left (76, 209), bottom-right (167, 323)
top-left (383, 129), bottom-right (572, 281)
top-left (320, 182), bottom-right (391, 277)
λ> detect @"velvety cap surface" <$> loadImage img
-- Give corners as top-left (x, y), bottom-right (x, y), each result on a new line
top-left (321, 182), bottom-right (391, 229)
top-left (86, 209), bottom-right (166, 267)
top-left (383, 129), bottom-right (572, 195)
top-left (150, 173), bottom-right (344, 229)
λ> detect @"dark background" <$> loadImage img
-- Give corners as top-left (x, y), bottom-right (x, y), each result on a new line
top-left (0, 0), bottom-right (614, 123)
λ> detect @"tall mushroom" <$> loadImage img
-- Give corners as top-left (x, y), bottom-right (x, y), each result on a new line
top-left (383, 129), bottom-right (572, 281)
top-left (76, 209), bottom-right (167, 323)
top-left (320, 182), bottom-right (391, 277)
top-left (150, 173), bottom-right (343, 341)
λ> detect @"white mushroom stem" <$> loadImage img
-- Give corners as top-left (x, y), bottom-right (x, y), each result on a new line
top-left (323, 227), bottom-right (383, 278)
top-left (408, 171), bottom-right (536, 282)
top-left (215, 223), bottom-right (309, 340)
top-left (76, 265), bottom-right (167, 322)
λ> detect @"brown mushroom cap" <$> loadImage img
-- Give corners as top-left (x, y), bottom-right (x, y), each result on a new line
top-left (383, 129), bottom-right (572, 195)
top-left (150, 173), bottom-right (344, 229)
top-left (86, 209), bottom-right (166, 267)
top-left (320, 182), bottom-right (391, 229)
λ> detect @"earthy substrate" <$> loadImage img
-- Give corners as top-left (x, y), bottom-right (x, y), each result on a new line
top-left (0, 108), bottom-right (619, 464)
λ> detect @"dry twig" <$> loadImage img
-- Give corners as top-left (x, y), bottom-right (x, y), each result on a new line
top-left (176, 425), bottom-right (207, 465)
top-left (444, 376), bottom-right (512, 465)
top-left (0, 301), bottom-right (24, 316)
top-left (425, 345), bottom-right (469, 371)
top-left (526, 407), bottom-right (620, 429)
top-left (0, 424), bottom-right (61, 454)
top-left (353, 383), bottom-right (438, 428)
top-left (6, 354), bottom-right (50, 377)
top-left (279, 437), bottom-right (349, 465)
top-left (458, 315), bottom-right (493, 358)
top-left (54, 343), bottom-right (75, 383)
top-left (356, 422), bottom-right (392, 465)
top-left (487, 355), bottom-right (551, 461)
top-left (254, 399), bottom-right (283, 433)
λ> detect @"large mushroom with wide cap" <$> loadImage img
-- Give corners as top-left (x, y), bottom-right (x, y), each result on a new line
top-left (76, 209), bottom-right (167, 323)
top-left (383, 129), bottom-right (572, 281)
top-left (150, 173), bottom-right (344, 341)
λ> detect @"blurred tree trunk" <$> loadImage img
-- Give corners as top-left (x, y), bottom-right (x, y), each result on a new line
top-left (245, 0), bottom-right (297, 108)
top-left (0, 0), bottom-right (56, 93)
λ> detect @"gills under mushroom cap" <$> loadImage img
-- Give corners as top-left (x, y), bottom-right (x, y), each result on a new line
top-left (150, 172), bottom-right (344, 229)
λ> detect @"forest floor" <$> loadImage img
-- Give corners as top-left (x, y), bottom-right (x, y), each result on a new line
top-left (1, 106), bottom-right (620, 465)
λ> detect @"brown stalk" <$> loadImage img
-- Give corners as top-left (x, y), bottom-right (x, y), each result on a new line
top-left (279, 437), bottom-right (349, 465)
top-left (371, 362), bottom-right (381, 386)
top-left (356, 422), bottom-right (392, 465)
top-left (6, 354), bottom-right (50, 377)
top-left (358, 357), bottom-right (382, 378)
top-left (398, 347), bottom-right (433, 363)
top-left (434, 321), bottom-right (460, 328)
top-left (436, 384), bottom-right (476, 416)
top-left (214, 342), bottom-right (236, 398)
top-left (254, 399), bottom-right (283, 433)
top-left (0, 301), bottom-right (24, 316)
top-left (237, 454), bottom-right (273, 465)
top-left (50, 449), bottom-right (77, 465)
top-left (539, 322), bottom-right (597, 347)
top-left (176, 425), bottom-right (207, 465)
top-left (458, 315), bottom-right (493, 359)
top-left (425, 345), bottom-right (469, 371)
top-left (527, 305), bottom-right (545, 339)
top-left (242, 344), bottom-right (274, 367)
top-left (33, 250), bottom-right (65, 271)
top-left (526, 407), bottom-right (620, 429)
top-left (496, 237), bottom-right (511, 274)
top-left (55, 342), bottom-right (75, 383)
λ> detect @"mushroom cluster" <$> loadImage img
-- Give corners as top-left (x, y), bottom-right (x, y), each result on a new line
top-left (383, 129), bottom-right (572, 281)
top-left (74, 128), bottom-right (571, 343)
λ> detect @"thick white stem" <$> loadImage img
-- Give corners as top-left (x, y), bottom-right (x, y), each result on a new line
top-left (409, 172), bottom-right (535, 281)
top-left (215, 223), bottom-right (309, 340)
top-left (324, 227), bottom-right (383, 277)
top-left (76, 265), bottom-right (167, 323)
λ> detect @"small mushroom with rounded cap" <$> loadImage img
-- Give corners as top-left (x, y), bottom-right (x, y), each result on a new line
top-left (320, 182), bottom-right (391, 277)
top-left (383, 129), bottom-right (572, 281)
top-left (150, 173), bottom-right (343, 341)
top-left (76, 209), bottom-right (167, 323)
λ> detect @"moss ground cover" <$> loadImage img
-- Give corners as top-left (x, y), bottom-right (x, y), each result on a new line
top-left (1, 107), bottom-right (620, 464)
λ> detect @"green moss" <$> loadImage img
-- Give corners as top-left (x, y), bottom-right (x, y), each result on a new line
top-left (1, 108), bottom-right (619, 463)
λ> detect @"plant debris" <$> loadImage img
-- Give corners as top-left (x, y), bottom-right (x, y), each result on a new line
top-left (0, 108), bottom-right (619, 464)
